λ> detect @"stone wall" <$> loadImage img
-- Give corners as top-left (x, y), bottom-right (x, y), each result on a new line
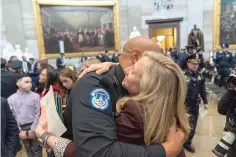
top-left (1, 0), bottom-right (215, 67)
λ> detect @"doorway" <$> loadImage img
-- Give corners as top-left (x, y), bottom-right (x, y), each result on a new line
top-left (146, 18), bottom-right (183, 51)
top-left (151, 28), bottom-right (177, 51)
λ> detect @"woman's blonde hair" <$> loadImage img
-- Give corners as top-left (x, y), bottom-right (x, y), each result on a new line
top-left (117, 51), bottom-right (190, 144)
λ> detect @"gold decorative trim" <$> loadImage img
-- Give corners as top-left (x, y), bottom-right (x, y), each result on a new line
top-left (33, 0), bottom-right (120, 59)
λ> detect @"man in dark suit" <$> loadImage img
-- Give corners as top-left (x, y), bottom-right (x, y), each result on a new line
top-left (29, 58), bottom-right (38, 73)
top-left (103, 50), bottom-right (111, 62)
top-left (56, 53), bottom-right (65, 71)
top-left (112, 49), bottom-right (120, 63)
top-left (22, 56), bottom-right (31, 74)
top-left (96, 52), bottom-right (105, 62)
top-left (81, 52), bottom-right (88, 63)
top-left (1, 97), bottom-right (19, 157)
top-left (1, 58), bottom-right (23, 98)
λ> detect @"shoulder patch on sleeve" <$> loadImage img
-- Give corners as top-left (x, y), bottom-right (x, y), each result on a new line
top-left (90, 88), bottom-right (111, 111)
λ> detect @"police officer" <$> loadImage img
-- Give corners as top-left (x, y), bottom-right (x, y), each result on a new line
top-left (1, 59), bottom-right (23, 98)
top-left (214, 43), bottom-right (235, 87)
top-left (183, 53), bottom-right (208, 153)
top-left (179, 48), bottom-right (188, 69)
top-left (180, 45), bottom-right (194, 70)
top-left (8, 60), bottom-right (23, 74)
top-left (69, 36), bottom-right (185, 157)
top-left (195, 47), bottom-right (205, 73)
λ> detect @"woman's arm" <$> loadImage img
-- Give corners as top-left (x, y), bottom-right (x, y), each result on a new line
top-left (35, 106), bottom-right (77, 157)
top-left (46, 135), bottom-right (76, 157)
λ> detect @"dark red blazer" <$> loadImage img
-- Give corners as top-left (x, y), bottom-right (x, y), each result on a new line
top-left (116, 101), bottom-right (186, 157)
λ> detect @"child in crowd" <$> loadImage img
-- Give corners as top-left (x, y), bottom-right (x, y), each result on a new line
top-left (8, 75), bottom-right (42, 157)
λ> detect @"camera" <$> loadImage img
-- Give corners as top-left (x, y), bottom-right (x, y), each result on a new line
top-left (212, 108), bottom-right (236, 156)
top-left (226, 68), bottom-right (236, 89)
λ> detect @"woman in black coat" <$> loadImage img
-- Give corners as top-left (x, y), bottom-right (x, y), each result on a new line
top-left (217, 80), bottom-right (236, 157)
top-left (1, 97), bottom-right (19, 157)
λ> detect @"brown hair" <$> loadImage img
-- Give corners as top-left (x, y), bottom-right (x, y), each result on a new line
top-left (58, 68), bottom-right (78, 97)
top-left (38, 58), bottom-right (48, 71)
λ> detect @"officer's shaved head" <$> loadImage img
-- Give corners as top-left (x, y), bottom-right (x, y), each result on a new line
top-left (119, 36), bottom-right (160, 70)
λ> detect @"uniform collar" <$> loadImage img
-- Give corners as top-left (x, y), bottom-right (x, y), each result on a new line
top-left (114, 65), bottom-right (129, 96)
top-left (187, 69), bottom-right (197, 75)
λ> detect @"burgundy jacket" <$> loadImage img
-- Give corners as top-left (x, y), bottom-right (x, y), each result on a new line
top-left (62, 101), bottom-right (186, 157)
top-left (116, 101), bottom-right (186, 157)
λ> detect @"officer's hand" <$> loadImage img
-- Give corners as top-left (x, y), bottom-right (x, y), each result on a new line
top-left (162, 119), bottom-right (184, 157)
top-left (204, 104), bottom-right (209, 109)
top-left (78, 62), bottom-right (119, 80)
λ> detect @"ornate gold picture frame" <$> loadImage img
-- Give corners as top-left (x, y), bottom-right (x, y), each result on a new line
top-left (214, 0), bottom-right (236, 50)
top-left (33, 0), bottom-right (120, 59)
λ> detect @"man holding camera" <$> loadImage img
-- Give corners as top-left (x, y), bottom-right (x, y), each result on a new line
top-left (217, 72), bottom-right (236, 157)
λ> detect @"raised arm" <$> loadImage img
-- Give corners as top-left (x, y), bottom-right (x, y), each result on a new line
top-left (78, 62), bottom-right (118, 80)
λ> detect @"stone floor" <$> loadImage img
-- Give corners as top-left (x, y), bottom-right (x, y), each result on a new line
top-left (17, 84), bottom-right (227, 157)
top-left (185, 104), bottom-right (225, 157)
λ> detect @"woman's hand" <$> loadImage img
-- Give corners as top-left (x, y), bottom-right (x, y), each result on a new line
top-left (78, 62), bottom-right (118, 80)
top-left (35, 106), bottom-right (48, 138)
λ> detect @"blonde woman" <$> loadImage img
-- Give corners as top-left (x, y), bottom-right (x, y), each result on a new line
top-left (116, 52), bottom-right (190, 157)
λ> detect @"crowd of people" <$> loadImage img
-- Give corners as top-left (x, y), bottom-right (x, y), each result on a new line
top-left (43, 25), bottom-right (114, 53)
top-left (1, 36), bottom-right (236, 157)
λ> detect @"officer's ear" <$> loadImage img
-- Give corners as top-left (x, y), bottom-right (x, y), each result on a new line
top-left (132, 50), bottom-right (141, 63)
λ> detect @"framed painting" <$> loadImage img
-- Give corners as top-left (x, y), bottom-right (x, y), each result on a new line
top-left (214, 0), bottom-right (236, 50)
top-left (33, 0), bottom-right (120, 58)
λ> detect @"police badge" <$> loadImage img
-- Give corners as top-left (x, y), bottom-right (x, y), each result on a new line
top-left (90, 88), bottom-right (111, 111)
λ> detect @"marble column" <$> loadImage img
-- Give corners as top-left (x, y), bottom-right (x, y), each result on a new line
top-left (0, 4), bottom-right (7, 50)
top-left (187, 0), bottom-right (204, 32)
top-left (119, 0), bottom-right (129, 47)
top-left (1, 0), bottom-right (26, 47)
top-left (20, 0), bottom-right (39, 58)
top-left (203, 0), bottom-right (214, 59)
top-left (141, 0), bottom-right (153, 37)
